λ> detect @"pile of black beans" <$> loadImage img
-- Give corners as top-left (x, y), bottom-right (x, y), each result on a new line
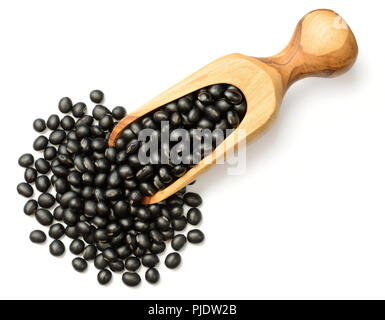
top-left (17, 84), bottom-right (246, 287)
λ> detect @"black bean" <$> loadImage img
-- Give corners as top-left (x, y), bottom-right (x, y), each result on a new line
top-left (35, 209), bottom-right (53, 226)
top-left (125, 139), bottom-right (140, 155)
top-left (171, 217), bottom-right (187, 231)
top-left (215, 99), bottom-right (233, 113)
top-left (127, 154), bottom-right (140, 167)
top-left (47, 114), bottom-right (60, 130)
top-left (203, 105), bottom-right (221, 122)
top-left (183, 192), bottom-right (202, 207)
top-left (92, 253), bottom-right (107, 270)
top-left (70, 239), bottom-right (85, 255)
top-left (18, 153), bottom-right (34, 168)
top-left (80, 185), bottom-right (93, 200)
top-left (122, 272), bottom-right (141, 287)
top-left (153, 110), bottom-right (169, 123)
top-left (142, 254), bottom-right (159, 268)
top-left (113, 245), bottom-right (129, 260)
top-left (195, 99), bottom-right (205, 112)
top-left (35, 175), bottom-right (51, 192)
top-left (177, 97), bottom-right (193, 113)
top-left (63, 208), bottom-right (78, 226)
top-left (171, 234), bottom-right (187, 251)
top-left (162, 228), bottom-right (175, 241)
top-left (158, 167), bottom-right (172, 183)
top-left (114, 150), bottom-right (126, 164)
top-left (227, 110), bottom-right (240, 128)
top-left (97, 269), bottom-right (112, 285)
top-left (65, 226), bottom-right (79, 239)
top-left (67, 171), bottom-right (82, 187)
top-left (38, 193), bottom-right (55, 208)
top-left (44, 146), bottom-right (57, 160)
top-left (197, 118), bottom-right (214, 130)
top-left (165, 252), bottom-right (181, 269)
top-left (139, 182), bottom-right (157, 196)
top-left (24, 167), bottom-right (37, 183)
top-left (224, 88), bottom-right (243, 104)
top-left (187, 229), bottom-right (205, 244)
top-left (48, 223), bottom-right (65, 239)
top-left (33, 118), bottom-right (46, 132)
top-left (112, 106), bottom-right (126, 120)
top-left (170, 112), bottom-right (181, 127)
top-left (30, 230), bottom-right (47, 244)
top-left (145, 268), bottom-right (160, 284)
top-left (134, 221), bottom-right (149, 233)
top-left (51, 206), bottom-right (63, 221)
top-left (150, 242), bottom-right (166, 254)
top-left (57, 154), bottom-right (73, 168)
top-left (90, 89), bottom-right (104, 103)
top-left (136, 165), bottom-right (153, 181)
top-left (119, 217), bottom-right (133, 231)
top-left (24, 199), bottom-right (38, 216)
top-left (155, 216), bottom-right (170, 231)
top-left (59, 97), bottom-right (73, 113)
top-left (170, 205), bottom-right (183, 218)
top-left (66, 130), bottom-right (77, 140)
top-left (153, 175), bottom-right (166, 190)
top-left (171, 165), bottom-right (186, 178)
top-left (125, 257), bottom-right (141, 271)
top-left (75, 125), bottom-right (90, 139)
top-left (72, 102), bottom-right (87, 118)
top-left (92, 105), bottom-right (110, 120)
top-left (79, 199), bottom-right (95, 217)
top-left (208, 84), bottom-right (225, 98)
top-left (81, 157), bottom-right (95, 174)
top-left (115, 137), bottom-right (126, 150)
top-left (60, 191), bottom-right (78, 207)
top-left (137, 234), bottom-right (151, 249)
top-left (35, 158), bottom-right (51, 174)
top-left (198, 91), bottom-right (213, 104)
top-left (102, 248), bottom-right (117, 262)
top-left (66, 140), bottom-right (81, 154)
top-left (53, 178), bottom-right (68, 194)
top-left (188, 107), bottom-right (200, 123)
top-left (68, 197), bottom-right (83, 212)
top-left (76, 115), bottom-right (94, 127)
top-left (49, 129), bottom-right (66, 145)
top-left (187, 208), bottom-right (202, 225)
top-left (91, 137), bottom-right (107, 152)
top-left (33, 135), bottom-right (48, 151)
top-left (49, 239), bottom-right (65, 256)
top-left (61, 115), bottom-right (75, 130)
top-left (83, 230), bottom-right (96, 246)
top-left (99, 114), bottom-right (114, 130)
top-left (17, 182), bottom-right (33, 197)
top-left (106, 170), bottom-right (121, 188)
top-left (76, 221), bottom-right (91, 237)
top-left (109, 260), bottom-right (125, 272)
top-left (234, 101), bottom-right (247, 117)
top-left (149, 230), bottom-right (164, 244)
top-left (95, 202), bottom-right (109, 217)
top-left (165, 102), bottom-right (178, 113)
top-left (142, 116), bottom-right (157, 129)
top-left (83, 245), bottom-right (97, 261)
top-left (72, 257), bottom-right (88, 272)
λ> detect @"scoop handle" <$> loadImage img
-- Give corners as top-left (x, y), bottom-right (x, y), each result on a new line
top-left (259, 9), bottom-right (358, 91)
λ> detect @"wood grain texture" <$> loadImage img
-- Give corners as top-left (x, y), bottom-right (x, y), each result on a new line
top-left (109, 9), bottom-right (358, 204)
top-left (259, 9), bottom-right (358, 92)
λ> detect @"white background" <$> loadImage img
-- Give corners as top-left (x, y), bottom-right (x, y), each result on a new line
top-left (0, 0), bottom-right (384, 300)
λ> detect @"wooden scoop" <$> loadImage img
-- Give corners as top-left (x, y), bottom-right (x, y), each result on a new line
top-left (109, 9), bottom-right (358, 204)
